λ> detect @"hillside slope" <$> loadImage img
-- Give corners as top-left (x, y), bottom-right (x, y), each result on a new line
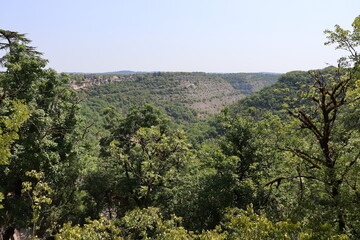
top-left (70, 72), bottom-right (279, 119)
top-left (227, 68), bottom-right (338, 118)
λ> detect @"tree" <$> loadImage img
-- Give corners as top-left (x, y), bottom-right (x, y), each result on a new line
top-left (100, 104), bottom-right (170, 152)
top-left (55, 206), bottom-right (348, 240)
top-left (220, 205), bottom-right (348, 240)
top-left (0, 100), bottom-right (29, 165)
top-left (56, 217), bottom-right (123, 240)
top-left (85, 105), bottom-right (191, 218)
top-left (0, 99), bottom-right (29, 212)
top-left (56, 207), bottom-right (195, 240)
top-left (0, 30), bottom-right (31, 165)
top-left (324, 15), bottom-right (360, 68)
top-left (172, 112), bottom-right (280, 231)
top-left (267, 15), bottom-right (360, 235)
top-left (0, 29), bottom-right (82, 238)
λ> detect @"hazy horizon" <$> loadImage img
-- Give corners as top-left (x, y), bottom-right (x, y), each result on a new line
top-left (2, 0), bottom-right (359, 73)
top-left (64, 70), bottom-right (284, 74)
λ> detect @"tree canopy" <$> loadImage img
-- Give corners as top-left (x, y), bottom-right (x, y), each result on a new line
top-left (0, 14), bottom-right (360, 240)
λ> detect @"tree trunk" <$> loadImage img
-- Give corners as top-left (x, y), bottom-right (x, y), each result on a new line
top-left (332, 182), bottom-right (345, 232)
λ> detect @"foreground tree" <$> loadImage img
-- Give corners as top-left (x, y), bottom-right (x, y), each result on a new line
top-left (56, 206), bottom-right (348, 240)
top-left (267, 15), bottom-right (360, 236)
top-left (0, 100), bottom-right (29, 165)
top-left (85, 105), bottom-right (192, 218)
top-left (0, 30), bottom-right (83, 239)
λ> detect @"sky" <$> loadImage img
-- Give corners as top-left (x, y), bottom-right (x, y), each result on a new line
top-left (1, 0), bottom-right (359, 73)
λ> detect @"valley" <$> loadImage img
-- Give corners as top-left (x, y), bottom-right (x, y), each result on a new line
top-left (69, 72), bottom-right (280, 118)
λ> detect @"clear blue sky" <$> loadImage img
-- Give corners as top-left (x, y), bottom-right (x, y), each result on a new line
top-left (1, 0), bottom-right (359, 73)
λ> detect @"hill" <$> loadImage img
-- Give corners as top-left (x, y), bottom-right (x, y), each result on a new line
top-left (69, 71), bottom-right (280, 121)
top-left (227, 67), bottom-right (340, 118)
top-left (228, 70), bottom-right (311, 115)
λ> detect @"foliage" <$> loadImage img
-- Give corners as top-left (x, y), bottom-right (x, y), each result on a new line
top-left (228, 70), bottom-right (313, 118)
top-left (1, 15), bottom-right (360, 240)
top-left (22, 170), bottom-right (53, 239)
top-left (85, 105), bottom-right (193, 218)
top-left (324, 15), bottom-right (360, 66)
top-left (56, 218), bottom-right (123, 240)
top-left (266, 16), bottom-right (360, 236)
top-left (56, 207), bottom-right (194, 240)
top-left (0, 101), bottom-right (29, 209)
top-left (56, 206), bottom-right (348, 240)
top-left (74, 71), bottom-right (278, 130)
top-left (0, 100), bottom-right (29, 164)
top-left (221, 205), bottom-right (348, 240)
top-left (120, 207), bottom-right (194, 239)
top-left (0, 29), bottom-right (83, 238)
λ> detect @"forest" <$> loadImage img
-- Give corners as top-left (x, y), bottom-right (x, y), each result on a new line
top-left (0, 15), bottom-right (359, 240)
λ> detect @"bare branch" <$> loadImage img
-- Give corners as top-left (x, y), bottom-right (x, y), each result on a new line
top-left (265, 175), bottom-right (320, 187)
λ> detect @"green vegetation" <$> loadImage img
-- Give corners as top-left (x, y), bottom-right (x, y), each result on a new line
top-left (72, 71), bottom-right (279, 120)
top-left (72, 71), bottom-right (278, 148)
top-left (0, 15), bottom-right (359, 240)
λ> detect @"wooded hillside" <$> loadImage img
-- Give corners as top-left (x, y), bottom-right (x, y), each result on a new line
top-left (0, 15), bottom-right (359, 240)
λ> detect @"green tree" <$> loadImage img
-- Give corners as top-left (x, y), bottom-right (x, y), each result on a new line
top-left (56, 207), bottom-right (195, 240)
top-left (172, 145), bottom-right (239, 230)
top-left (172, 112), bottom-right (281, 231)
top-left (0, 100), bottom-right (29, 211)
top-left (85, 105), bottom-right (191, 218)
top-left (267, 15), bottom-right (360, 235)
top-left (324, 15), bottom-right (360, 67)
top-left (100, 104), bottom-right (170, 156)
top-left (21, 170), bottom-right (53, 239)
top-left (56, 218), bottom-right (123, 240)
top-left (0, 100), bottom-right (29, 165)
top-left (220, 205), bottom-right (348, 240)
top-left (0, 29), bottom-right (83, 238)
